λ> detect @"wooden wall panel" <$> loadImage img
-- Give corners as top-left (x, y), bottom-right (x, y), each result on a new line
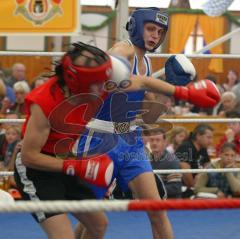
top-left (0, 55), bottom-right (238, 87)
top-left (0, 56), bottom-right (52, 83)
top-left (163, 117), bottom-right (228, 146)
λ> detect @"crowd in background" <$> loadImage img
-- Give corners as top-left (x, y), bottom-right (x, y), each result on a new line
top-left (0, 61), bottom-right (240, 200)
top-left (0, 63), bottom-right (48, 195)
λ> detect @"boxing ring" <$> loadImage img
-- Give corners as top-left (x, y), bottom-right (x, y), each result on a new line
top-left (1, 210), bottom-right (239, 239)
top-left (0, 197), bottom-right (240, 239)
top-left (1, 117), bottom-right (240, 238)
top-left (1, 51), bottom-right (240, 239)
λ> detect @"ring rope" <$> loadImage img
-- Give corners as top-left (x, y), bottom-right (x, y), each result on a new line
top-left (154, 168), bottom-right (240, 174)
top-left (0, 51), bottom-right (64, 57)
top-left (0, 199), bottom-right (240, 213)
top-left (0, 119), bottom-right (25, 123)
top-left (147, 118), bottom-right (240, 123)
top-left (1, 118), bottom-right (240, 124)
top-left (1, 168), bottom-right (240, 177)
top-left (0, 51), bottom-right (240, 59)
top-left (148, 53), bottom-right (240, 59)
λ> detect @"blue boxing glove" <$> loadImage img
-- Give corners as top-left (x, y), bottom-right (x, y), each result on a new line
top-left (165, 54), bottom-right (196, 86)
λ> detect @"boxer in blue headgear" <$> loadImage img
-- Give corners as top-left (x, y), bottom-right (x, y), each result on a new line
top-left (126, 7), bottom-right (169, 52)
top-left (126, 7), bottom-right (195, 86)
top-left (75, 7), bottom-right (175, 239)
top-left (75, 6), bottom-right (220, 239)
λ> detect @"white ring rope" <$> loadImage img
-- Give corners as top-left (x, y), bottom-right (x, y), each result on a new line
top-left (153, 168), bottom-right (240, 174)
top-left (1, 198), bottom-right (240, 213)
top-left (151, 118), bottom-right (240, 123)
top-left (148, 53), bottom-right (240, 59)
top-left (0, 51), bottom-right (64, 57)
top-left (0, 51), bottom-right (240, 59)
top-left (1, 168), bottom-right (240, 177)
top-left (1, 118), bottom-right (240, 124)
top-left (0, 200), bottom-right (130, 213)
top-left (0, 119), bottom-right (25, 123)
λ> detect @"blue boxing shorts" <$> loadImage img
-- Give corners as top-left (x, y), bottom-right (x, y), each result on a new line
top-left (77, 127), bottom-right (152, 199)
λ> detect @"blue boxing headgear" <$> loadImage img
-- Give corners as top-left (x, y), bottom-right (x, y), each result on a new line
top-left (126, 8), bottom-right (169, 52)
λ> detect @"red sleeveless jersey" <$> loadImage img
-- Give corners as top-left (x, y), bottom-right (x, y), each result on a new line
top-left (23, 77), bottom-right (102, 155)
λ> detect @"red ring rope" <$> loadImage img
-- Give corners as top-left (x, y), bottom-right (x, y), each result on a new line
top-left (128, 199), bottom-right (240, 211)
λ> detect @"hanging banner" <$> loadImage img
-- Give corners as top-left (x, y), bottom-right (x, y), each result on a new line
top-left (0, 0), bottom-right (79, 34)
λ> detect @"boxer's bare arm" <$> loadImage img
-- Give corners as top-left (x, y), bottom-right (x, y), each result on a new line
top-left (21, 104), bottom-right (64, 171)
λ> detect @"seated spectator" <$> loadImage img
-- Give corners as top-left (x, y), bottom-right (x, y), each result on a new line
top-left (7, 81), bottom-right (30, 117)
top-left (216, 111), bottom-right (240, 155)
top-left (0, 124), bottom-right (22, 192)
top-left (166, 126), bottom-right (189, 153)
top-left (232, 78), bottom-right (240, 100)
top-left (195, 142), bottom-right (240, 198)
top-left (8, 140), bottom-right (22, 190)
top-left (221, 69), bottom-right (239, 92)
top-left (154, 93), bottom-right (176, 115)
top-left (112, 127), bottom-right (182, 200)
top-left (149, 128), bottom-right (182, 198)
top-left (217, 91), bottom-right (240, 116)
top-left (4, 63), bottom-right (28, 87)
top-left (0, 78), bottom-right (16, 114)
top-left (2, 111), bottom-right (19, 130)
top-left (162, 96), bottom-right (175, 115)
top-left (0, 70), bottom-right (5, 79)
top-left (175, 124), bottom-right (213, 196)
top-left (0, 125), bottom-right (21, 171)
top-left (31, 74), bottom-right (49, 89)
top-left (0, 78), bottom-right (6, 98)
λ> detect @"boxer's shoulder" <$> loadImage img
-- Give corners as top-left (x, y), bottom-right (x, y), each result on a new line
top-left (108, 41), bottom-right (135, 61)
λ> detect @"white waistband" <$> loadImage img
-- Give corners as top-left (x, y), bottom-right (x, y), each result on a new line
top-left (86, 118), bottom-right (137, 134)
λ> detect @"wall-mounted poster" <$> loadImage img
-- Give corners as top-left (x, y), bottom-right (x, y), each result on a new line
top-left (0, 0), bottom-right (79, 34)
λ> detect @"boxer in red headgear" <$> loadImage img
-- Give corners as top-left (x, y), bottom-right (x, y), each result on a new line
top-left (14, 42), bottom-right (131, 239)
top-left (61, 42), bottom-right (112, 95)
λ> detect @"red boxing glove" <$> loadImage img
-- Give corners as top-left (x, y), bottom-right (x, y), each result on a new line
top-left (62, 155), bottom-right (113, 187)
top-left (174, 80), bottom-right (220, 108)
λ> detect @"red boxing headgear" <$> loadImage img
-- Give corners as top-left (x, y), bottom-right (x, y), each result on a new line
top-left (62, 42), bottom-right (112, 95)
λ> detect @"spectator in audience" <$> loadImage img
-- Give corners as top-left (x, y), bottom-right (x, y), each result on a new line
top-left (3, 111), bottom-right (19, 128)
top-left (194, 142), bottom-right (240, 198)
top-left (175, 124), bottom-right (213, 196)
top-left (0, 70), bottom-right (6, 79)
top-left (0, 125), bottom-right (21, 171)
top-left (31, 74), bottom-right (49, 89)
top-left (149, 128), bottom-right (182, 198)
top-left (166, 126), bottom-right (189, 154)
top-left (221, 69), bottom-right (239, 92)
top-left (0, 78), bottom-right (6, 101)
top-left (0, 130), bottom-right (22, 194)
top-left (3, 81), bottom-right (30, 117)
top-left (4, 63), bottom-right (28, 87)
top-left (153, 93), bottom-right (176, 115)
top-left (216, 111), bottom-right (240, 155)
top-left (0, 78), bottom-right (16, 112)
top-left (0, 112), bottom-right (19, 147)
top-left (232, 77), bottom-right (240, 100)
top-left (217, 91), bottom-right (240, 116)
